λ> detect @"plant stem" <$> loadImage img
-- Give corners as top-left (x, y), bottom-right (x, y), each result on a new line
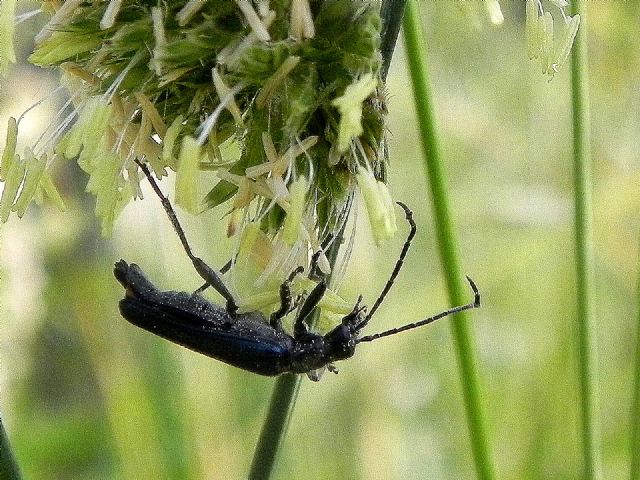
top-left (631, 240), bottom-right (640, 480)
top-left (248, 230), bottom-right (343, 480)
top-left (402, 2), bottom-right (495, 479)
top-left (0, 417), bottom-right (22, 480)
top-left (570, 5), bottom-right (602, 480)
top-left (248, 373), bottom-right (302, 480)
top-left (248, 3), bottom-right (408, 476)
top-left (380, 0), bottom-right (407, 80)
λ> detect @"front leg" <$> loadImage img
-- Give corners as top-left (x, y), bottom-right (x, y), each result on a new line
top-left (293, 280), bottom-right (327, 338)
top-left (270, 267), bottom-right (304, 329)
top-left (309, 248), bottom-right (329, 281)
top-left (291, 247), bottom-right (331, 337)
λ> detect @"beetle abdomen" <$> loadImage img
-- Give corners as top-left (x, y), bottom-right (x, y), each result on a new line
top-left (116, 261), bottom-right (297, 375)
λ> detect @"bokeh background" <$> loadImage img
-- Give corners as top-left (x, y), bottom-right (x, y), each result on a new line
top-left (1, 1), bottom-right (640, 479)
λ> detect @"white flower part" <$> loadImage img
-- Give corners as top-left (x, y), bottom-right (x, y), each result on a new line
top-left (176, 0), bottom-right (207, 26)
top-left (256, 56), bottom-right (301, 108)
top-left (218, 170), bottom-right (273, 199)
top-left (245, 135), bottom-right (317, 178)
top-left (162, 115), bottom-right (184, 166)
top-left (356, 166), bottom-right (397, 247)
top-left (34, 0), bottom-right (84, 45)
top-left (548, 0), bottom-right (569, 8)
top-left (551, 14), bottom-right (580, 75)
top-left (539, 12), bottom-right (554, 74)
top-left (14, 148), bottom-right (47, 218)
top-left (218, 11), bottom-right (276, 67)
top-left (282, 176), bottom-right (308, 246)
top-left (151, 6), bottom-right (167, 75)
top-left (175, 136), bottom-right (203, 214)
top-left (525, 0), bottom-right (539, 59)
top-left (152, 7), bottom-right (167, 45)
top-left (212, 68), bottom-right (244, 125)
top-left (290, 0), bottom-right (315, 40)
top-left (484, 0), bottom-right (503, 25)
top-left (331, 74), bottom-right (378, 154)
top-left (262, 132), bottom-right (279, 163)
top-left (100, 0), bottom-right (124, 30)
top-left (236, 0), bottom-right (271, 42)
top-left (0, 152), bottom-right (24, 222)
top-left (1, 117), bottom-right (18, 181)
top-left (0, 0), bottom-right (17, 74)
top-left (257, 0), bottom-right (271, 18)
top-left (196, 82), bottom-right (244, 145)
top-left (525, 0), bottom-right (580, 78)
top-left (135, 92), bottom-right (167, 138)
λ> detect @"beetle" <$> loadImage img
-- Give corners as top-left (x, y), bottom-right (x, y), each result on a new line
top-left (114, 161), bottom-right (480, 379)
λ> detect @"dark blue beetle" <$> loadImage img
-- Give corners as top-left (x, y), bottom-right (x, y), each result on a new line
top-left (114, 162), bottom-right (480, 379)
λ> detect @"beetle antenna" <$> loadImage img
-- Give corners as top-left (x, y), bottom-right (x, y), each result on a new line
top-left (356, 276), bottom-right (480, 343)
top-left (356, 201), bottom-right (416, 331)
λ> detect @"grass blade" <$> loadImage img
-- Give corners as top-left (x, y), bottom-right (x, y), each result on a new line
top-left (569, 4), bottom-right (602, 479)
top-left (0, 416), bottom-right (22, 480)
top-left (402, 2), bottom-right (495, 479)
top-left (380, 0), bottom-right (407, 80)
top-left (632, 242), bottom-right (640, 480)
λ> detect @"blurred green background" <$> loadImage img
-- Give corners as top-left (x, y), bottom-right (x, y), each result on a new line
top-left (1, 1), bottom-right (640, 479)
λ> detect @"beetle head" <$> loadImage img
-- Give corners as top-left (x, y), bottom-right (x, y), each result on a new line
top-left (323, 323), bottom-right (357, 361)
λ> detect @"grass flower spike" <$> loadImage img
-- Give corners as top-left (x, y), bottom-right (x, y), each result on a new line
top-left (0, 0), bottom-right (388, 246)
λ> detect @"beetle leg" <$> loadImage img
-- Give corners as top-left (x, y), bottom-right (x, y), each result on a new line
top-left (293, 280), bottom-right (327, 338)
top-left (220, 258), bottom-right (233, 274)
top-left (135, 160), bottom-right (239, 314)
top-left (191, 257), bottom-right (233, 295)
top-left (270, 266), bottom-right (304, 329)
top-left (193, 282), bottom-right (209, 295)
top-left (309, 248), bottom-right (327, 281)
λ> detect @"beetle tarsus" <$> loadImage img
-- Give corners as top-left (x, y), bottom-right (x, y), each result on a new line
top-left (465, 275), bottom-right (481, 307)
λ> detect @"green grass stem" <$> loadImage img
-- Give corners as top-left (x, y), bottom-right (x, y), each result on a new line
top-left (402, 2), bottom-right (495, 479)
top-left (0, 417), bottom-right (22, 480)
top-left (569, 5), bottom-right (602, 479)
top-left (631, 241), bottom-right (640, 480)
top-left (248, 374), bottom-right (302, 480)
